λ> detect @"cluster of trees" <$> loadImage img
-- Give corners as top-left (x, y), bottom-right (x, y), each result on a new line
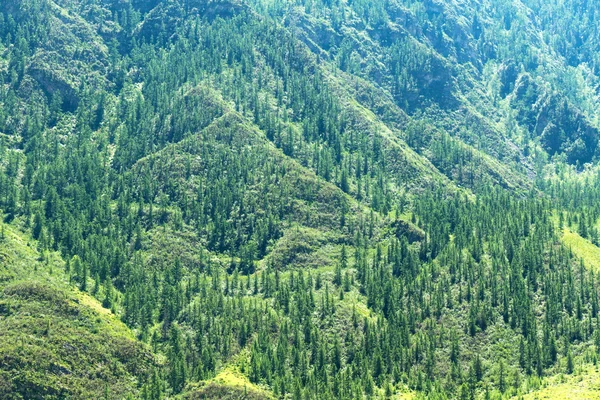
top-left (3, 0), bottom-right (600, 399)
top-left (131, 185), bottom-right (600, 399)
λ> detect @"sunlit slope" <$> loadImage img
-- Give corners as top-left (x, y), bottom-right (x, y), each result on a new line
top-left (561, 227), bottom-right (600, 271)
top-left (0, 223), bottom-right (156, 399)
top-left (517, 365), bottom-right (600, 400)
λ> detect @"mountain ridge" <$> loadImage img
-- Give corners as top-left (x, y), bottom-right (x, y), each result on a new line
top-left (2, 0), bottom-right (600, 399)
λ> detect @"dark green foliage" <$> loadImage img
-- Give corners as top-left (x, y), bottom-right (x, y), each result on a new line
top-left (2, 0), bottom-right (600, 399)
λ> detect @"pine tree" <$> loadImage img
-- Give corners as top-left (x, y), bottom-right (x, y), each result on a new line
top-left (32, 212), bottom-right (43, 240)
top-left (579, 214), bottom-right (588, 238)
top-left (473, 354), bottom-right (483, 382)
top-left (81, 262), bottom-right (88, 292)
top-left (334, 263), bottom-right (342, 286)
top-left (566, 350), bottom-right (574, 374)
top-left (498, 360), bottom-right (506, 393)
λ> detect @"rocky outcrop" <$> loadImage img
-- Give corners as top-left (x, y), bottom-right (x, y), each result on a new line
top-left (393, 219), bottom-right (425, 243)
top-left (28, 54), bottom-right (80, 111)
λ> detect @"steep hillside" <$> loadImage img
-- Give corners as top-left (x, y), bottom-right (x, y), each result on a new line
top-left (0, 222), bottom-right (157, 399)
top-left (2, 0), bottom-right (600, 399)
top-left (259, 0), bottom-right (600, 169)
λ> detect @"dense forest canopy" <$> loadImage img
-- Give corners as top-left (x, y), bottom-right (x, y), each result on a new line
top-left (2, 0), bottom-right (600, 399)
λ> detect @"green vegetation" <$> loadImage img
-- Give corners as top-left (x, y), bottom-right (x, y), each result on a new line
top-left (2, 0), bottom-right (600, 399)
top-left (517, 365), bottom-right (600, 400)
top-left (562, 229), bottom-right (600, 272)
top-left (0, 223), bottom-right (156, 399)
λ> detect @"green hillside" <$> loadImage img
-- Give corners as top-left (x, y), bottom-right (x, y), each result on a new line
top-left (2, 0), bottom-right (600, 399)
top-left (0, 222), bottom-right (156, 399)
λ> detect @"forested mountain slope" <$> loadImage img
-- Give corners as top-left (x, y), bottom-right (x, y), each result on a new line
top-left (0, 223), bottom-right (156, 399)
top-left (2, 0), bottom-right (600, 399)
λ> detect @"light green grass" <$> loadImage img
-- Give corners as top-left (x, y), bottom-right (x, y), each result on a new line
top-left (562, 228), bottom-right (600, 271)
top-left (518, 365), bottom-right (600, 399)
top-left (183, 347), bottom-right (275, 399)
top-left (209, 366), bottom-right (271, 397)
top-left (0, 222), bottom-right (154, 398)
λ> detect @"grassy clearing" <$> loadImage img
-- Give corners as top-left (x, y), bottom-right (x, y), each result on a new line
top-left (561, 228), bottom-right (600, 271)
top-left (517, 365), bottom-right (600, 399)
top-left (183, 348), bottom-right (275, 399)
top-left (208, 366), bottom-right (272, 396)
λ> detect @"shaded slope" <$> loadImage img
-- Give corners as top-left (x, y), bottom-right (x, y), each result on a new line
top-left (248, 0), bottom-right (600, 168)
top-left (0, 0), bottom-right (109, 111)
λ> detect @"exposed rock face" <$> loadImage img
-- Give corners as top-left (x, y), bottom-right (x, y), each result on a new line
top-left (29, 55), bottom-right (80, 111)
top-left (135, 1), bottom-right (185, 40)
top-left (284, 7), bottom-right (344, 56)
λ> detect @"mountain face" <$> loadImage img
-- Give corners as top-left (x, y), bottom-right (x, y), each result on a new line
top-left (2, 0), bottom-right (600, 398)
